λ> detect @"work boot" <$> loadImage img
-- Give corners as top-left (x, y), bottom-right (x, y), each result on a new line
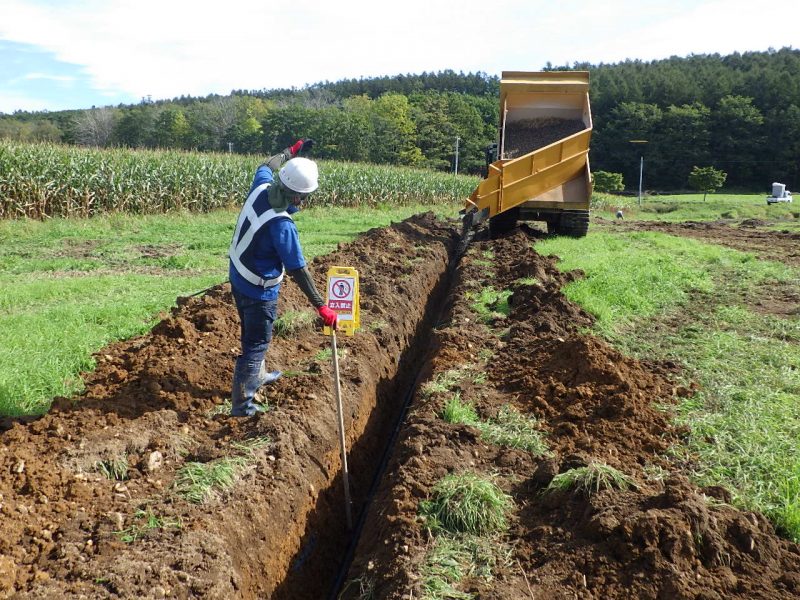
top-left (231, 359), bottom-right (281, 417)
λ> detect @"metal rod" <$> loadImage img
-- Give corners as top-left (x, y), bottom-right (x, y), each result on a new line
top-left (331, 331), bottom-right (353, 530)
top-left (638, 155), bottom-right (644, 207)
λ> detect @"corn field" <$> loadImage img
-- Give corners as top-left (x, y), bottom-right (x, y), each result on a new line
top-left (0, 141), bottom-right (479, 219)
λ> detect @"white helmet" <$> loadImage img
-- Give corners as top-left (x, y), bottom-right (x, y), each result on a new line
top-left (279, 157), bottom-right (319, 194)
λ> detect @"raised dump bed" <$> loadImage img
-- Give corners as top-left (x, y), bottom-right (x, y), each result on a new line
top-left (467, 71), bottom-right (593, 236)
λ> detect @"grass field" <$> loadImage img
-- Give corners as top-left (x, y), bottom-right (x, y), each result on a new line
top-left (537, 231), bottom-right (800, 540)
top-left (592, 192), bottom-right (800, 222)
top-left (2, 188), bottom-right (798, 540)
top-left (0, 202), bottom-right (459, 416)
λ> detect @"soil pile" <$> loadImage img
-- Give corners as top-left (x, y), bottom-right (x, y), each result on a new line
top-left (342, 226), bottom-right (800, 599)
top-left (2, 215), bottom-right (798, 599)
top-left (503, 118), bottom-right (586, 159)
top-left (0, 213), bottom-right (457, 599)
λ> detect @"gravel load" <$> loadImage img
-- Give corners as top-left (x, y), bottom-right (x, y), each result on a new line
top-left (503, 117), bottom-right (586, 159)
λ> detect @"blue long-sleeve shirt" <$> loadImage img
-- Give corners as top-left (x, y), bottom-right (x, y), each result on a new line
top-left (229, 165), bottom-right (306, 301)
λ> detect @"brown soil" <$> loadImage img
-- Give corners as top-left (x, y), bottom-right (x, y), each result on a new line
top-left (605, 217), bottom-right (800, 267)
top-left (341, 225), bottom-right (800, 599)
top-left (2, 215), bottom-right (799, 599)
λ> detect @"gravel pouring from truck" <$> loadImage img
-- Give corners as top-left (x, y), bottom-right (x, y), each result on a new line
top-left (462, 71), bottom-right (593, 237)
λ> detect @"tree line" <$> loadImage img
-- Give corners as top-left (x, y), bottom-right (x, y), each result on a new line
top-left (2, 49), bottom-right (798, 190)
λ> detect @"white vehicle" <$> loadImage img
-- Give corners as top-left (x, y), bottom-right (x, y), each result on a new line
top-left (767, 182), bottom-right (793, 204)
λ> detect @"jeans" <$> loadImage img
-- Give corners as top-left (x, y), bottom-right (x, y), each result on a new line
top-left (231, 288), bottom-right (279, 416)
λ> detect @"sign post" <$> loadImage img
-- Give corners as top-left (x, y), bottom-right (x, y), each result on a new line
top-left (325, 267), bottom-right (360, 530)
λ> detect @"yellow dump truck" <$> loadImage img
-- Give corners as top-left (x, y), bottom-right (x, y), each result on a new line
top-left (463, 70), bottom-right (593, 237)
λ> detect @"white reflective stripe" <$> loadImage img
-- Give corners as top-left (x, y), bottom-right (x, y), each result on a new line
top-left (230, 252), bottom-right (285, 287)
top-left (229, 182), bottom-right (294, 288)
top-left (230, 182), bottom-right (270, 253)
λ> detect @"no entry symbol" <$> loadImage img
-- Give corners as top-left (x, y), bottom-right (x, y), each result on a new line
top-left (332, 279), bottom-right (352, 299)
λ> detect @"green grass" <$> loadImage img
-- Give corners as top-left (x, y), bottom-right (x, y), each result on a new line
top-left (115, 506), bottom-right (182, 543)
top-left (591, 191), bottom-right (800, 223)
top-left (273, 309), bottom-right (316, 338)
top-left (0, 203), bottom-right (458, 417)
top-left (95, 456), bottom-right (129, 481)
top-left (441, 393), bottom-right (479, 424)
top-left (420, 367), bottom-right (467, 398)
top-left (420, 535), bottom-right (503, 600)
top-left (545, 463), bottom-right (637, 496)
top-left (207, 399), bottom-right (233, 417)
top-left (441, 396), bottom-right (548, 455)
top-left (466, 286), bottom-right (512, 324)
top-left (537, 231), bottom-right (792, 338)
top-left (537, 230), bottom-right (800, 540)
top-left (174, 436), bottom-right (269, 504)
top-left (666, 306), bottom-right (800, 538)
top-left (420, 471), bottom-right (512, 535)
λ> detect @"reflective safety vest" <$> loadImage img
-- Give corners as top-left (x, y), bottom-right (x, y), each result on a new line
top-left (229, 182), bottom-right (293, 288)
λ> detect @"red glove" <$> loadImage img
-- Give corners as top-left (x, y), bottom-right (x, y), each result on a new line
top-left (318, 305), bottom-right (338, 328)
top-left (289, 138), bottom-right (315, 156)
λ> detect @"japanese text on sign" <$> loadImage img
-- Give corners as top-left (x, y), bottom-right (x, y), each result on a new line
top-left (325, 267), bottom-right (360, 336)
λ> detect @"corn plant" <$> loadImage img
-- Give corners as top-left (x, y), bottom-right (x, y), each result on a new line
top-left (0, 140), bottom-right (479, 219)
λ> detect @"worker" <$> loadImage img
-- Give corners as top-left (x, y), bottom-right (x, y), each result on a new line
top-left (228, 138), bottom-right (338, 417)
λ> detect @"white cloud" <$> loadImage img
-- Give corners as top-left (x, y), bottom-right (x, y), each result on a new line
top-left (0, 91), bottom-right (53, 114)
top-left (19, 72), bottom-right (76, 83)
top-left (0, 0), bottom-right (798, 106)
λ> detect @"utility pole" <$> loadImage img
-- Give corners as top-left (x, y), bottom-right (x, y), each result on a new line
top-left (454, 136), bottom-right (460, 175)
top-left (638, 155), bottom-right (644, 207)
top-left (629, 140), bottom-right (648, 207)
top-left (228, 142), bottom-right (233, 154)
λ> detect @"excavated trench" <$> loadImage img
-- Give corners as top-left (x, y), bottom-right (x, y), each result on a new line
top-left (2, 214), bottom-right (800, 599)
top-left (0, 213), bottom-right (465, 599)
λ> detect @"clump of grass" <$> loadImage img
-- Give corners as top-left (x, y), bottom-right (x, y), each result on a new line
top-left (175, 436), bottom-right (270, 503)
top-left (441, 398), bottom-right (547, 455)
top-left (231, 435), bottom-right (270, 455)
top-left (419, 530), bottom-right (511, 600)
top-left (314, 346), bottom-right (347, 362)
top-left (314, 348), bottom-right (333, 361)
top-left (441, 393), bottom-right (479, 424)
top-left (477, 349), bottom-right (494, 362)
top-left (206, 399), bottom-right (232, 417)
top-left (467, 286), bottom-right (512, 324)
top-left (274, 310), bottom-right (315, 338)
top-left (420, 472), bottom-right (512, 535)
top-left (516, 276), bottom-right (539, 286)
top-left (368, 318), bottom-right (388, 332)
top-left (95, 456), bottom-right (129, 481)
top-left (471, 371), bottom-right (487, 385)
top-left (115, 506), bottom-right (182, 543)
top-left (478, 406), bottom-right (548, 455)
top-left (545, 463), bottom-right (637, 497)
top-left (421, 367), bottom-right (465, 398)
top-left (175, 458), bottom-right (245, 504)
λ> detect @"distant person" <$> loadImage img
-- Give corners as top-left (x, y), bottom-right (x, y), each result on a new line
top-left (228, 138), bottom-right (337, 416)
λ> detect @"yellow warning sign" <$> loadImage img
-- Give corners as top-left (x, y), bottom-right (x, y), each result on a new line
top-left (324, 266), bottom-right (360, 336)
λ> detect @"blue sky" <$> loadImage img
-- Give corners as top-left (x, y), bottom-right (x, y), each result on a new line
top-left (1, 0), bottom-right (798, 114)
